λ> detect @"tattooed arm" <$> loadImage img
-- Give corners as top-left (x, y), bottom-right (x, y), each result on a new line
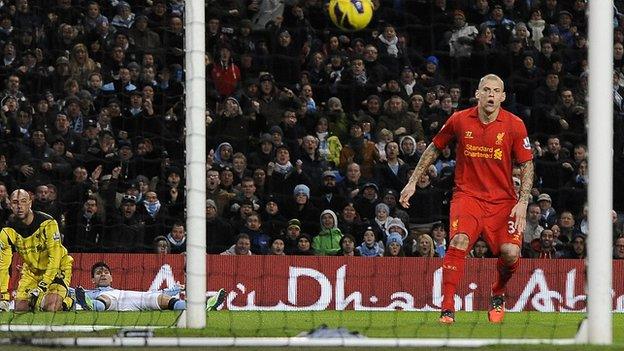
top-left (510, 160), bottom-right (535, 234)
top-left (399, 143), bottom-right (441, 208)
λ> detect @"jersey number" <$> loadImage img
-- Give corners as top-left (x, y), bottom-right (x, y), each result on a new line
top-left (507, 221), bottom-right (516, 234)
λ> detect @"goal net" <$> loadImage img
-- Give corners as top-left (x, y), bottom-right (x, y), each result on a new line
top-left (0, 0), bottom-right (621, 348)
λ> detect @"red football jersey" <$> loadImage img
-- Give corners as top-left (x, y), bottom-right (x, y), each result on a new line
top-left (432, 106), bottom-right (533, 203)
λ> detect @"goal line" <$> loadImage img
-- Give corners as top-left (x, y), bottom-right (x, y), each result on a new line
top-left (0, 336), bottom-right (579, 348)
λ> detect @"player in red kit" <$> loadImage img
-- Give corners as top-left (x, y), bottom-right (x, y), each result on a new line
top-left (400, 74), bottom-right (534, 324)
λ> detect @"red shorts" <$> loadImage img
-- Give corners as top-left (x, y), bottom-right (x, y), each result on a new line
top-left (448, 195), bottom-right (522, 256)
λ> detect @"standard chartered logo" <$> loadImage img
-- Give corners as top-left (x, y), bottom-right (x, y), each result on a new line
top-left (464, 143), bottom-right (503, 160)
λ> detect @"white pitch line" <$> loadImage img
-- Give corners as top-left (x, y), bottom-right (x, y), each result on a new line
top-left (0, 325), bottom-right (164, 332)
top-left (0, 336), bottom-right (580, 348)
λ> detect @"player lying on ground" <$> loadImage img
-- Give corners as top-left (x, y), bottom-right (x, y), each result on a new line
top-left (0, 189), bottom-right (75, 312)
top-left (400, 74), bottom-right (534, 324)
top-left (75, 261), bottom-right (226, 311)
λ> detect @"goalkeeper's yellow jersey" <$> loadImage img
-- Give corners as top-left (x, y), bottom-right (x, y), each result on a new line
top-left (0, 211), bottom-right (70, 300)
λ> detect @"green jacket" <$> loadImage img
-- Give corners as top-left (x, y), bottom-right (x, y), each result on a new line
top-left (327, 135), bottom-right (342, 166)
top-left (313, 228), bottom-right (343, 256)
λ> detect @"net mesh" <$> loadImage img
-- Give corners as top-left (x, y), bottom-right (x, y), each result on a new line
top-left (2, 254), bottom-right (623, 343)
top-left (0, 0), bottom-right (623, 348)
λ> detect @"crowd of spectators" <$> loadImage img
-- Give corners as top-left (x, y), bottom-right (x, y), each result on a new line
top-left (0, 0), bottom-right (622, 258)
top-left (0, 0), bottom-right (186, 253)
top-left (204, 0), bottom-right (624, 259)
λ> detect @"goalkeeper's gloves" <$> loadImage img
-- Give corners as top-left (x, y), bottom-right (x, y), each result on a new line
top-left (28, 282), bottom-right (48, 310)
top-left (29, 281), bottom-right (48, 300)
top-left (0, 300), bottom-right (9, 312)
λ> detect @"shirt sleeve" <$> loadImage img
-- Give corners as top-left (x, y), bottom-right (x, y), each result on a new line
top-left (432, 113), bottom-right (458, 150)
top-left (512, 119), bottom-right (534, 164)
top-left (42, 219), bottom-right (64, 286)
top-left (0, 229), bottom-right (13, 300)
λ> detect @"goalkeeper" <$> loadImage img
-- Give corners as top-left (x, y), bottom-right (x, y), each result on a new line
top-left (0, 189), bottom-right (74, 312)
top-left (76, 261), bottom-right (226, 311)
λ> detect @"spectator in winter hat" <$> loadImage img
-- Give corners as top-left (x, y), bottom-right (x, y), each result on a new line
top-left (258, 192), bottom-right (286, 238)
top-left (425, 55), bottom-right (439, 67)
top-left (293, 184), bottom-right (310, 198)
top-left (111, 1), bottom-right (135, 29)
top-left (362, 182), bottom-right (379, 195)
top-left (386, 217), bottom-right (408, 241)
top-left (247, 133), bottom-right (274, 170)
top-left (537, 193), bottom-right (557, 227)
top-left (269, 237), bottom-right (286, 255)
top-left (213, 142), bottom-right (234, 168)
top-left (284, 183), bottom-right (319, 235)
top-left (313, 209), bottom-right (343, 256)
top-left (384, 232), bottom-right (405, 257)
top-left (325, 97), bottom-right (349, 141)
top-left (382, 189), bottom-right (409, 225)
top-left (373, 202), bottom-right (393, 234)
top-left (357, 226), bottom-right (384, 257)
top-left (269, 125), bottom-right (285, 147)
top-left (354, 182), bottom-right (381, 222)
top-left (282, 218), bottom-right (302, 254)
top-left (316, 169), bottom-right (345, 213)
top-left (420, 55), bottom-right (445, 87)
top-left (294, 233), bottom-right (314, 255)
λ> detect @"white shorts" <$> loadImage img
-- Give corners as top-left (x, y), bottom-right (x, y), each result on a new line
top-left (98, 289), bottom-right (162, 311)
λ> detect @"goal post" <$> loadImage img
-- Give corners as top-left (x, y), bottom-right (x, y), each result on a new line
top-left (184, 0), bottom-right (207, 329)
top-left (587, 0), bottom-right (614, 345)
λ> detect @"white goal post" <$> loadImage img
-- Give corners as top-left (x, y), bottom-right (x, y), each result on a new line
top-left (185, 0), bottom-right (207, 329)
top-left (586, 0), bottom-right (614, 345)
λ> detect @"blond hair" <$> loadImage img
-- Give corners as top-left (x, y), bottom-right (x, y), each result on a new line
top-left (478, 74), bottom-right (505, 91)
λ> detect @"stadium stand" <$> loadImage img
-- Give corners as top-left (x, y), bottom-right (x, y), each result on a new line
top-left (0, 0), bottom-right (622, 261)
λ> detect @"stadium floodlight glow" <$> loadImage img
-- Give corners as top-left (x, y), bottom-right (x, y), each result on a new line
top-left (184, 0), bottom-right (207, 329)
top-left (586, 0), bottom-right (614, 345)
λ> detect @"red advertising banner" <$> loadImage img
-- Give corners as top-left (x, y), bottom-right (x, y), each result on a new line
top-left (8, 254), bottom-right (624, 312)
top-left (207, 256), bottom-right (624, 312)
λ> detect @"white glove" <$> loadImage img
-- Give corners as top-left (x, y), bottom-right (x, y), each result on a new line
top-left (0, 300), bottom-right (10, 311)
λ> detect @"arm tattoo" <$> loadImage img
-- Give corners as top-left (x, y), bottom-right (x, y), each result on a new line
top-left (407, 143), bottom-right (441, 184)
top-left (518, 160), bottom-right (534, 202)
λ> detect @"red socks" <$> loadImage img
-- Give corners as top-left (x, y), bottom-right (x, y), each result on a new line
top-left (441, 248), bottom-right (519, 311)
top-left (492, 257), bottom-right (519, 296)
top-left (441, 246), bottom-right (467, 311)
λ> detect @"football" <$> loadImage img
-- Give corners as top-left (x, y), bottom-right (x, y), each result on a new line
top-left (328, 0), bottom-right (374, 32)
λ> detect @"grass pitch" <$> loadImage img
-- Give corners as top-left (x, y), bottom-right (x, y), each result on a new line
top-left (1, 311), bottom-right (623, 350)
